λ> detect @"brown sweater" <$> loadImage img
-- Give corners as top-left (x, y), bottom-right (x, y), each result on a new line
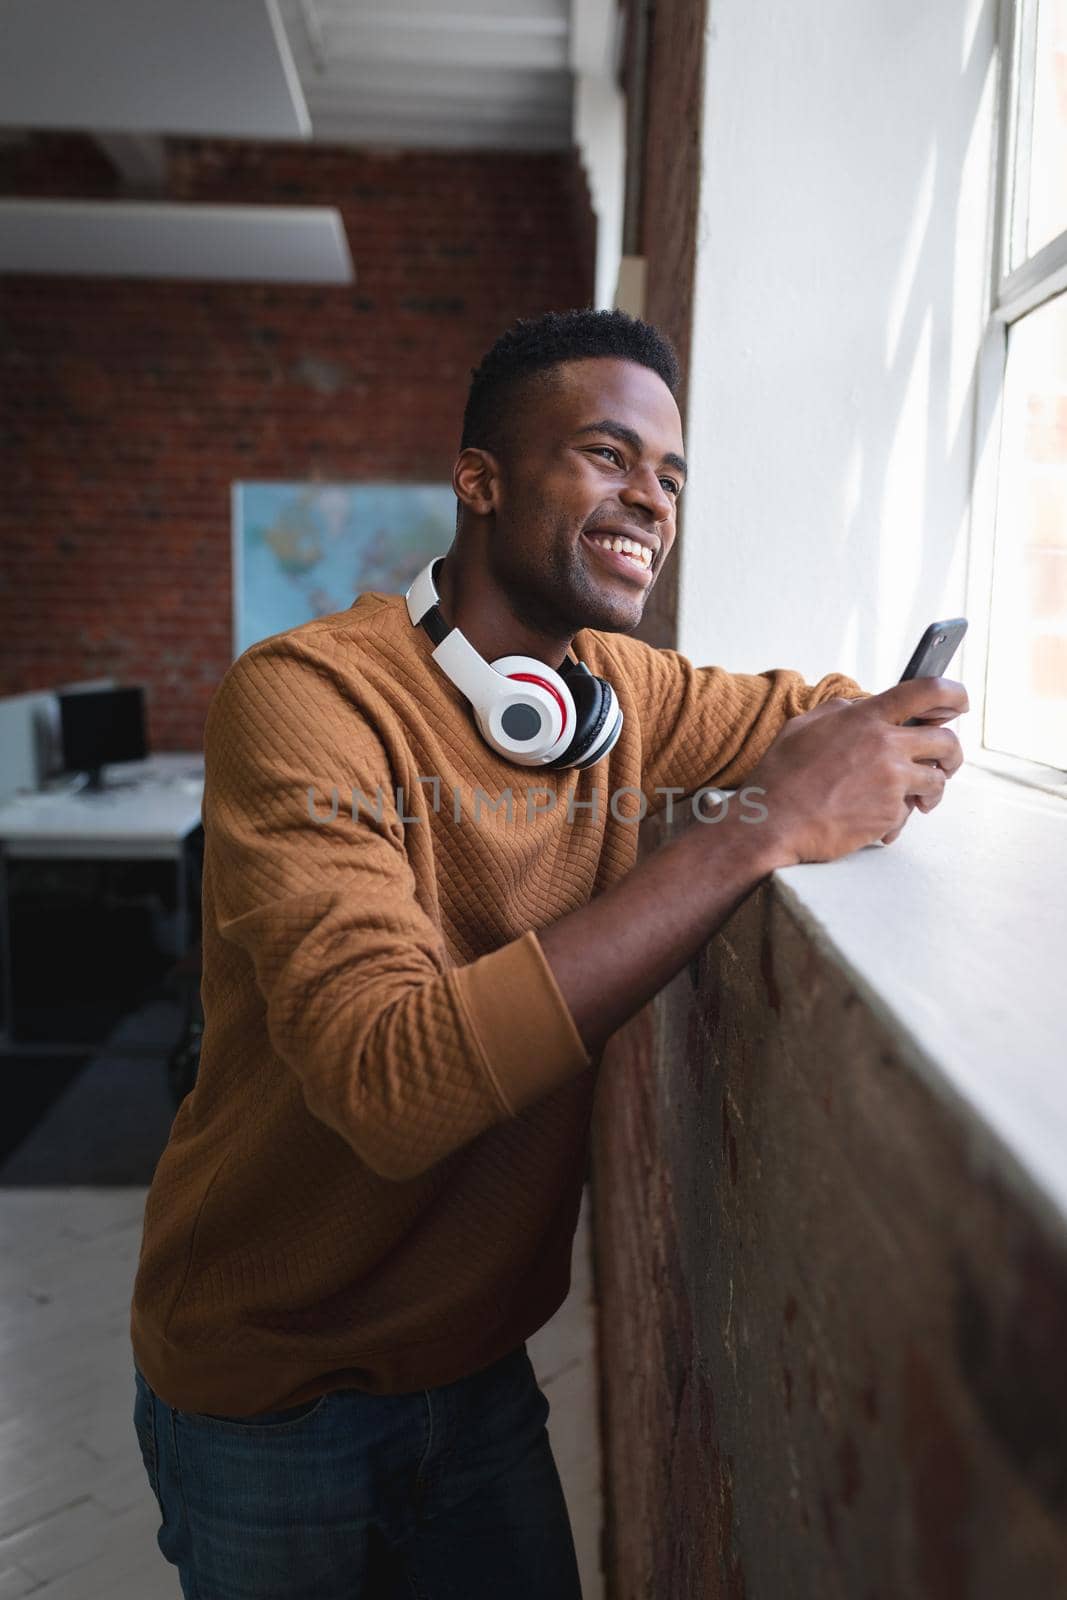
top-left (130, 588), bottom-right (866, 1414)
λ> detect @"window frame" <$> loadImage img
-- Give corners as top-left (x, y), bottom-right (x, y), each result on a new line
top-left (964, 0), bottom-right (1067, 791)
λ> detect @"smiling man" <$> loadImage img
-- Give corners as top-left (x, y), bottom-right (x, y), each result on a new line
top-left (436, 340), bottom-right (687, 654)
top-left (130, 309), bottom-right (966, 1600)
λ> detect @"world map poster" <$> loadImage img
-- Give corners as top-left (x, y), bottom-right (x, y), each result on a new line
top-left (232, 482), bottom-right (455, 657)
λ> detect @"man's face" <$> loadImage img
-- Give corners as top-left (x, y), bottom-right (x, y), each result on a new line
top-left (483, 356), bottom-right (686, 636)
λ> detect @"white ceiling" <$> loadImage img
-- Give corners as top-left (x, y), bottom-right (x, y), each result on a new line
top-left (275, 0), bottom-right (574, 152)
top-left (0, 0), bottom-right (575, 154)
top-left (0, 0), bottom-right (579, 281)
top-left (0, 0), bottom-right (310, 140)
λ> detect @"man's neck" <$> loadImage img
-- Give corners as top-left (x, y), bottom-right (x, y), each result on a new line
top-left (433, 550), bottom-right (573, 670)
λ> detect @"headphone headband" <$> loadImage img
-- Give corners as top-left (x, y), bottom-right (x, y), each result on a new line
top-left (404, 557), bottom-right (449, 640)
top-left (406, 558), bottom-right (579, 667)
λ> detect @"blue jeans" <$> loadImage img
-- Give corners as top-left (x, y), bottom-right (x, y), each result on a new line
top-left (132, 1344), bottom-right (584, 1599)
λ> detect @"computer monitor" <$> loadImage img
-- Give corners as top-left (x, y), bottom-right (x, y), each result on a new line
top-left (58, 685), bottom-right (148, 791)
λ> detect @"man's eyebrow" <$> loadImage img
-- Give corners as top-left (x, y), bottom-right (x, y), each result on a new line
top-left (571, 419), bottom-right (688, 481)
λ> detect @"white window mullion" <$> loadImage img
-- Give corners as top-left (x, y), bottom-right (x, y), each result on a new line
top-left (1005, 0), bottom-right (1039, 275)
top-left (995, 226), bottom-right (1067, 322)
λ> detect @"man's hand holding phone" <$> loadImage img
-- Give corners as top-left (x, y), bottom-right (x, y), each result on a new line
top-left (539, 625), bottom-right (968, 1057)
top-left (742, 677), bottom-right (968, 864)
top-left (741, 617), bottom-right (970, 866)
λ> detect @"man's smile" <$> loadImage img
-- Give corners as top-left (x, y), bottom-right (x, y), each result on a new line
top-left (579, 528), bottom-right (655, 585)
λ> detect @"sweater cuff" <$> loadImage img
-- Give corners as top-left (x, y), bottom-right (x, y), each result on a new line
top-left (451, 929), bottom-right (592, 1116)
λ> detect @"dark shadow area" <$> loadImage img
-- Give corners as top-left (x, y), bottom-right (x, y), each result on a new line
top-left (1, 852), bottom-right (201, 1180)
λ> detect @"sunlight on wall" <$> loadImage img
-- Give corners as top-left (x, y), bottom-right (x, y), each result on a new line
top-left (885, 146), bottom-right (937, 374)
top-left (961, 0), bottom-right (990, 69)
top-left (878, 308), bottom-right (932, 682)
top-left (839, 436), bottom-right (864, 550)
top-left (679, 0), bottom-right (998, 707)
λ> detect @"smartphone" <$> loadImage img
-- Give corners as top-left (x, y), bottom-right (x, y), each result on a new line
top-left (898, 618), bottom-right (968, 725)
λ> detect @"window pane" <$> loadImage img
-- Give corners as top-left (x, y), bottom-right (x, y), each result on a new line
top-left (985, 291), bottom-right (1067, 770)
top-left (1026, 0), bottom-right (1067, 258)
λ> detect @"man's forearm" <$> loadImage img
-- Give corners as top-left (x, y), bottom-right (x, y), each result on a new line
top-left (539, 675), bottom-right (969, 1059)
top-left (538, 805), bottom-right (789, 1057)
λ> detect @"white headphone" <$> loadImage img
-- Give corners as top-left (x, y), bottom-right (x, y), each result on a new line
top-left (405, 557), bottom-right (624, 770)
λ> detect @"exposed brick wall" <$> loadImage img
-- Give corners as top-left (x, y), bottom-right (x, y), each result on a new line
top-left (591, 807), bottom-right (1067, 1598)
top-left (0, 135), bottom-right (594, 750)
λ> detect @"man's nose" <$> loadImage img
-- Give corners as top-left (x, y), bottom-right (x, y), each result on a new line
top-left (619, 466), bottom-right (673, 524)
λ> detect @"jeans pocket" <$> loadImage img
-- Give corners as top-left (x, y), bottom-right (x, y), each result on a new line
top-left (188, 1391), bottom-right (331, 1431)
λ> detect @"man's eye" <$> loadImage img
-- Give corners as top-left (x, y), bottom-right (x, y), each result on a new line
top-left (588, 447), bottom-right (681, 497)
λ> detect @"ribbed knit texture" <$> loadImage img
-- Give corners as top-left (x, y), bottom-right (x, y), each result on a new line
top-left (130, 589), bottom-right (866, 1413)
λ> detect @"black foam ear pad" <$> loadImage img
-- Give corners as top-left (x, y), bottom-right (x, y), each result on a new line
top-left (547, 660), bottom-right (611, 769)
top-left (571, 700), bottom-right (622, 769)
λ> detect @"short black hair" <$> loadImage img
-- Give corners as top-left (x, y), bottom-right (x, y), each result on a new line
top-left (460, 308), bottom-right (680, 462)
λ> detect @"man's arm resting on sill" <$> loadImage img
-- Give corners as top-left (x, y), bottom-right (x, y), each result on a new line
top-left (539, 800), bottom-right (785, 1057)
top-left (540, 676), bottom-right (969, 1057)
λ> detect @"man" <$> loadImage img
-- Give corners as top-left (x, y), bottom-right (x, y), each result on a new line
top-left (130, 309), bottom-right (965, 1599)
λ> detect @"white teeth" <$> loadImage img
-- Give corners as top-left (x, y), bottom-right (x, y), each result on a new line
top-left (590, 534), bottom-right (653, 568)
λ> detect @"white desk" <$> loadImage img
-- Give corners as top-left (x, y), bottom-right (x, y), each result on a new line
top-left (0, 753), bottom-right (204, 1055)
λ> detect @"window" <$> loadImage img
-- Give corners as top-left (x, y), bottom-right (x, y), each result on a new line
top-left (984, 0), bottom-right (1067, 772)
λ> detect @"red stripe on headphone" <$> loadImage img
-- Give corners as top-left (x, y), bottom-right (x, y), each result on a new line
top-left (508, 673), bottom-right (570, 733)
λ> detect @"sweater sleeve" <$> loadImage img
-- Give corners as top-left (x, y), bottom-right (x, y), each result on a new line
top-left (597, 633), bottom-right (872, 809)
top-left (202, 639), bottom-right (591, 1184)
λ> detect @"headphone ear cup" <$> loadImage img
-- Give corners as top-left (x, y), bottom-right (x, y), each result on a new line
top-left (482, 654), bottom-right (577, 764)
top-left (548, 663), bottom-right (616, 770)
top-left (572, 685), bottom-right (622, 769)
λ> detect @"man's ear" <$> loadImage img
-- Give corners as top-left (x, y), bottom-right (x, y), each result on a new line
top-left (453, 448), bottom-right (502, 518)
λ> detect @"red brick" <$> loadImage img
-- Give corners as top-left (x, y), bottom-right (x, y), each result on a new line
top-left (0, 135), bottom-right (595, 742)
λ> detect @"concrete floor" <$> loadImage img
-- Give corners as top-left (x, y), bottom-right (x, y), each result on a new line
top-left (0, 1180), bottom-right (605, 1598)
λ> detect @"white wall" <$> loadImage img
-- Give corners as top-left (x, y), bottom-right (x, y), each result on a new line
top-left (680, 0), bottom-right (999, 723)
